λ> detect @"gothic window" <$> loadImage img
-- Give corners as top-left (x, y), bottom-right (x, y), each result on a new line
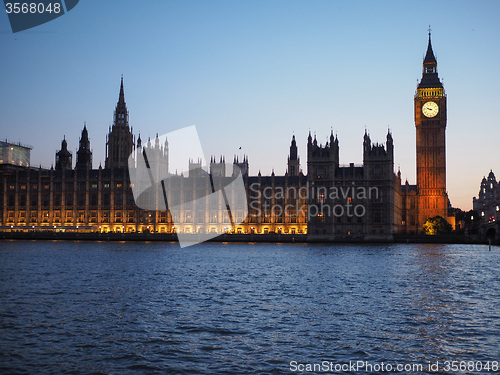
top-left (209, 213), bottom-right (218, 223)
top-left (127, 192), bottom-right (135, 206)
top-left (78, 193), bottom-right (85, 206)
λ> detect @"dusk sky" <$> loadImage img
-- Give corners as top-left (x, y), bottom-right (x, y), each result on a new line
top-left (1, 0), bottom-right (499, 210)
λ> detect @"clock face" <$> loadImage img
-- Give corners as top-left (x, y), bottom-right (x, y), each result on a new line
top-left (422, 101), bottom-right (439, 118)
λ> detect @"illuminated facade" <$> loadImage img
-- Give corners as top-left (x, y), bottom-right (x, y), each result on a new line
top-left (401, 32), bottom-right (454, 233)
top-left (0, 34), bottom-right (457, 237)
top-left (0, 78), bottom-right (308, 235)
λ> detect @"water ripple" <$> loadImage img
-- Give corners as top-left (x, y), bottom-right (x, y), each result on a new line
top-left (0, 241), bottom-right (499, 374)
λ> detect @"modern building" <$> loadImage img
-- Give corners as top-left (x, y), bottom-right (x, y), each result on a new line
top-left (0, 140), bottom-right (31, 167)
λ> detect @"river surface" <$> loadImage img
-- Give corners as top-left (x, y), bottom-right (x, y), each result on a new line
top-left (0, 241), bottom-right (499, 374)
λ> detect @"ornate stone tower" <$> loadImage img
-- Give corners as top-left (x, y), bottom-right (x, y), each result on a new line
top-left (105, 76), bottom-right (134, 169)
top-left (233, 155), bottom-right (249, 178)
top-left (75, 123), bottom-right (92, 170)
top-left (415, 31), bottom-right (448, 226)
top-left (55, 137), bottom-right (72, 171)
top-left (306, 131), bottom-right (339, 234)
top-left (307, 131), bottom-right (339, 183)
top-left (287, 135), bottom-right (300, 176)
top-left (363, 130), bottom-right (395, 235)
top-left (210, 156), bottom-right (226, 177)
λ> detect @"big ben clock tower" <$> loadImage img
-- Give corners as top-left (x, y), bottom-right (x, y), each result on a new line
top-left (415, 31), bottom-right (449, 228)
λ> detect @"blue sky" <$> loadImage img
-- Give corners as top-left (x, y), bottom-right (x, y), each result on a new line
top-left (1, 0), bottom-right (499, 210)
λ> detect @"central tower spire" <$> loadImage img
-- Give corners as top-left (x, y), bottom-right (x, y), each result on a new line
top-left (423, 29), bottom-right (437, 65)
top-left (418, 31), bottom-right (442, 89)
top-left (105, 76), bottom-right (134, 169)
top-left (118, 75), bottom-right (125, 104)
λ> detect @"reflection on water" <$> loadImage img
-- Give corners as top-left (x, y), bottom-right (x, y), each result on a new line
top-left (0, 241), bottom-right (499, 374)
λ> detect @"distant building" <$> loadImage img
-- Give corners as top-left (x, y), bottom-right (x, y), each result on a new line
top-left (473, 170), bottom-right (499, 241)
top-left (0, 140), bottom-right (31, 167)
top-left (0, 34), bottom-right (458, 237)
top-left (55, 137), bottom-right (72, 171)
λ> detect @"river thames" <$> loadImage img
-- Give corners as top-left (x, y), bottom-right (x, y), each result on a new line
top-left (0, 241), bottom-right (499, 374)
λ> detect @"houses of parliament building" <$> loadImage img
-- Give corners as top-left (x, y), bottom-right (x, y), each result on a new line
top-left (0, 34), bottom-right (454, 239)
